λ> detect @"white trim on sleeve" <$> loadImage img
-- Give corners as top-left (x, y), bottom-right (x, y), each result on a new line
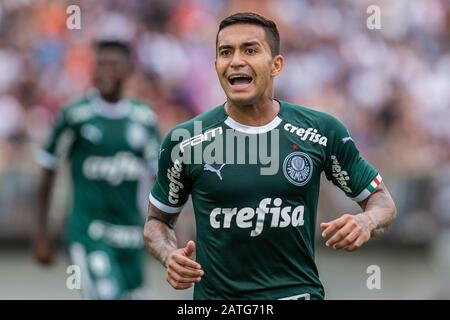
top-left (36, 149), bottom-right (60, 170)
top-left (351, 174), bottom-right (383, 202)
top-left (149, 193), bottom-right (184, 214)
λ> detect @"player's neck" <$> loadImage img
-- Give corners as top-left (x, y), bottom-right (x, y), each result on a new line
top-left (225, 98), bottom-right (280, 127)
top-left (100, 92), bottom-right (122, 104)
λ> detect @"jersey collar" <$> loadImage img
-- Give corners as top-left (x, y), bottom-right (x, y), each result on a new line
top-left (91, 94), bottom-right (131, 119)
top-left (223, 101), bottom-right (283, 134)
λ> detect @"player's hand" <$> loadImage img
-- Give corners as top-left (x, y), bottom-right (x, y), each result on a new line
top-left (320, 213), bottom-right (374, 252)
top-left (32, 233), bottom-right (54, 265)
top-left (165, 240), bottom-right (204, 290)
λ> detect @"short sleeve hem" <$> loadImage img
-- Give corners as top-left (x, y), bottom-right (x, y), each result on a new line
top-left (149, 192), bottom-right (185, 214)
top-left (351, 174), bottom-right (382, 202)
top-left (36, 149), bottom-right (60, 170)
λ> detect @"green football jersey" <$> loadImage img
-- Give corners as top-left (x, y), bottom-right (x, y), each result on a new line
top-left (150, 100), bottom-right (381, 300)
top-left (38, 93), bottom-right (160, 248)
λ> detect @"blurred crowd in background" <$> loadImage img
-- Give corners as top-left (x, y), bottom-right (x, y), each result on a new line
top-left (0, 0), bottom-right (449, 249)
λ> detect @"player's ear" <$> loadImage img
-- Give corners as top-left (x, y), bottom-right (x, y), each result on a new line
top-left (214, 59), bottom-right (219, 74)
top-left (270, 54), bottom-right (284, 77)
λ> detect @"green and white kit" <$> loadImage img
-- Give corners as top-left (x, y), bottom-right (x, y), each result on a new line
top-left (150, 100), bottom-right (381, 300)
top-left (38, 93), bottom-right (160, 299)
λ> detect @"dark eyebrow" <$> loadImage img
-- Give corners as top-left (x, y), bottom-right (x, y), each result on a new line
top-left (218, 44), bottom-right (233, 51)
top-left (241, 41), bottom-right (261, 48)
top-left (218, 41), bottom-right (261, 52)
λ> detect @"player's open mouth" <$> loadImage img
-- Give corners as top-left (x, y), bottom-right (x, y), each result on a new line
top-left (227, 74), bottom-right (253, 90)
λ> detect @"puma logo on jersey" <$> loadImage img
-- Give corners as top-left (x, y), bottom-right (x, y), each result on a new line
top-left (210, 198), bottom-right (305, 237)
top-left (342, 136), bottom-right (353, 144)
top-left (342, 130), bottom-right (354, 144)
top-left (284, 124), bottom-right (327, 146)
top-left (203, 164), bottom-right (226, 180)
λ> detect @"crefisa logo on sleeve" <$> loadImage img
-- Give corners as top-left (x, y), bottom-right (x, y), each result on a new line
top-left (283, 152), bottom-right (313, 186)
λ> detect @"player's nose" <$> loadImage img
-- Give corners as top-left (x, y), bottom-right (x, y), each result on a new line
top-left (229, 51), bottom-right (246, 68)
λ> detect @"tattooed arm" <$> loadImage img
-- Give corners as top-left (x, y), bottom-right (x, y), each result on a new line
top-left (357, 182), bottom-right (397, 237)
top-left (320, 182), bottom-right (397, 252)
top-left (143, 204), bottom-right (203, 289)
top-left (143, 204), bottom-right (178, 266)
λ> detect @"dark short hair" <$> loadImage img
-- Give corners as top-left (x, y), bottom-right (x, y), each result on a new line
top-left (217, 12), bottom-right (280, 56)
top-left (95, 40), bottom-right (131, 58)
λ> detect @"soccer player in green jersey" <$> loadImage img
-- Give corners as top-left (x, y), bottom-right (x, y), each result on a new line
top-left (143, 13), bottom-right (396, 300)
top-left (33, 40), bottom-right (160, 299)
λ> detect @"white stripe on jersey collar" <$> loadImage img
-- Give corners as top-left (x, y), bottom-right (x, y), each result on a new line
top-left (224, 115), bottom-right (282, 134)
top-left (92, 96), bottom-right (131, 119)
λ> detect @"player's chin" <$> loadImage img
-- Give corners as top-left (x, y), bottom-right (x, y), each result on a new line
top-left (97, 80), bottom-right (117, 95)
top-left (226, 92), bottom-right (258, 106)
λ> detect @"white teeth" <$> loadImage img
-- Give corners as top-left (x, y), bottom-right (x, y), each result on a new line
top-left (228, 75), bottom-right (252, 80)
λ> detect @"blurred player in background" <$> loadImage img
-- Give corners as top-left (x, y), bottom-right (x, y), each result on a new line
top-left (143, 12), bottom-right (396, 300)
top-left (33, 40), bottom-right (160, 299)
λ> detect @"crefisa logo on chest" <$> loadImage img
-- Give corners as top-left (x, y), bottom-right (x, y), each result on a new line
top-left (283, 152), bottom-right (313, 186)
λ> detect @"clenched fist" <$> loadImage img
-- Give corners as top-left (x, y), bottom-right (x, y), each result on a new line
top-left (165, 240), bottom-right (204, 290)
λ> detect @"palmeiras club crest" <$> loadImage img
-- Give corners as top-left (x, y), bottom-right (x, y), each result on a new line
top-left (283, 152), bottom-right (313, 186)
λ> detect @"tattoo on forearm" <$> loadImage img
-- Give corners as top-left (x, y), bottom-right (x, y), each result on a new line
top-left (144, 218), bottom-right (177, 267)
top-left (367, 189), bottom-right (392, 210)
top-left (361, 184), bottom-right (396, 237)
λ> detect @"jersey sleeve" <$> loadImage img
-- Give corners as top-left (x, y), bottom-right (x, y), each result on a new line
top-left (149, 128), bottom-right (192, 214)
top-left (36, 109), bottom-right (75, 171)
top-left (323, 115), bottom-right (382, 203)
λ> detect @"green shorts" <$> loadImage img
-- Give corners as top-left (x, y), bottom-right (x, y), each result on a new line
top-left (69, 240), bottom-right (145, 299)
